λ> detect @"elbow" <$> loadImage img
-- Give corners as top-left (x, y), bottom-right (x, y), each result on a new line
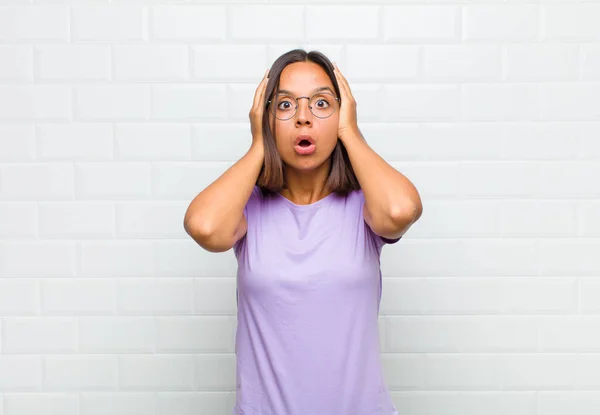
top-left (392, 197), bottom-right (423, 224)
top-left (389, 201), bottom-right (422, 230)
top-left (183, 213), bottom-right (213, 239)
top-left (183, 216), bottom-right (231, 253)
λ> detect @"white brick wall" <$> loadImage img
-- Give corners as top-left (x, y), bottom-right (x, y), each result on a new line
top-left (0, 1), bottom-right (598, 414)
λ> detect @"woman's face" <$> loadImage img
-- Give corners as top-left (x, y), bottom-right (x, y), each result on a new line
top-left (268, 62), bottom-right (340, 172)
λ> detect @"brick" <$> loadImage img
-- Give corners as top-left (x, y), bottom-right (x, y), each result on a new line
top-left (386, 316), bottom-right (537, 353)
top-left (39, 202), bottom-right (114, 239)
top-left (0, 203), bottom-right (36, 238)
top-left (157, 316), bottom-right (236, 353)
top-left (0, 86), bottom-right (70, 120)
top-left (194, 278), bottom-right (237, 315)
top-left (80, 393), bottom-right (156, 415)
top-left (229, 6), bottom-right (303, 41)
top-left (464, 4), bottom-right (541, 41)
top-left (505, 43), bottom-right (579, 81)
top-left (35, 45), bottom-right (110, 81)
top-left (383, 5), bottom-right (459, 42)
top-left (192, 45), bottom-right (267, 80)
top-left (79, 241), bottom-right (154, 278)
top-left (382, 85), bottom-right (460, 121)
top-left (0, 6), bottom-right (68, 41)
top-left (0, 356), bottom-right (41, 391)
top-left (74, 162), bottom-right (151, 200)
top-left (539, 392), bottom-right (600, 415)
top-left (115, 123), bottom-right (190, 161)
top-left (194, 354), bottom-right (235, 390)
top-left (36, 123), bottom-right (113, 161)
top-left (113, 45), bottom-right (189, 81)
top-left (79, 317), bottom-right (156, 353)
top-left (582, 44), bottom-right (600, 80)
top-left (71, 6), bottom-right (145, 41)
top-left (43, 356), bottom-right (117, 390)
top-left (544, 4), bottom-right (600, 41)
top-left (306, 6), bottom-right (378, 41)
top-left (0, 46), bottom-right (32, 81)
top-left (0, 125), bottom-right (34, 161)
top-left (41, 279), bottom-right (115, 315)
top-left (346, 45), bottom-right (419, 80)
top-left (462, 84), bottom-right (539, 121)
top-left (154, 241), bottom-right (238, 278)
top-left (151, 5), bottom-right (225, 41)
top-left (116, 202), bottom-right (187, 239)
top-left (0, 163), bottom-right (73, 201)
top-left (0, 241), bottom-right (75, 278)
top-left (422, 45), bottom-right (501, 82)
top-left (4, 394), bottom-right (78, 415)
top-left (119, 355), bottom-right (194, 391)
top-left (3, 317), bottom-right (77, 353)
top-left (117, 278), bottom-right (194, 315)
top-left (0, 280), bottom-right (38, 316)
top-left (151, 85), bottom-right (227, 121)
top-left (74, 85), bottom-right (150, 120)
top-left (539, 83), bottom-right (600, 121)
top-left (540, 239), bottom-right (600, 276)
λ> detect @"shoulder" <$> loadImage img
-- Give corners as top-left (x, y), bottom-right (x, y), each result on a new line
top-left (243, 185), bottom-right (264, 215)
top-left (350, 188), bottom-right (402, 248)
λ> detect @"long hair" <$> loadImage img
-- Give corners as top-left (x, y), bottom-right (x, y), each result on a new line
top-left (257, 49), bottom-right (360, 196)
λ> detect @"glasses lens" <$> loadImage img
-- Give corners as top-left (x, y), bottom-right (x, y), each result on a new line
top-left (270, 92), bottom-right (338, 120)
top-left (272, 94), bottom-right (296, 120)
top-left (309, 92), bottom-right (337, 118)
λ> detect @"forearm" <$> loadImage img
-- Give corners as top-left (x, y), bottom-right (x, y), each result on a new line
top-left (341, 128), bottom-right (422, 231)
top-left (184, 144), bottom-right (264, 239)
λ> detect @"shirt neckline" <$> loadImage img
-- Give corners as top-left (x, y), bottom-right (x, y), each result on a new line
top-left (273, 190), bottom-right (338, 210)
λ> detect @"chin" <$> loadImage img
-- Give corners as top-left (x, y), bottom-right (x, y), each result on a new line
top-left (287, 155), bottom-right (330, 172)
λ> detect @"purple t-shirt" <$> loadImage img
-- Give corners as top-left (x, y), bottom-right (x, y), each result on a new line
top-left (233, 185), bottom-right (401, 415)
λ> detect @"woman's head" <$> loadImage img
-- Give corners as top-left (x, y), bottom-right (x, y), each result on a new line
top-left (257, 49), bottom-right (360, 195)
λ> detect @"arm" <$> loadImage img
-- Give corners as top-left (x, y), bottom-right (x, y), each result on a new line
top-left (341, 128), bottom-right (423, 240)
top-left (332, 63), bottom-right (422, 240)
top-left (183, 144), bottom-right (264, 252)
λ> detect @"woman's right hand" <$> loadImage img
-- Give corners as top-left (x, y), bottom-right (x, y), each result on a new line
top-left (249, 69), bottom-right (270, 151)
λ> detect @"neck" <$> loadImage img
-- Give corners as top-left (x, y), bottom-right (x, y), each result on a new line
top-left (281, 160), bottom-right (331, 205)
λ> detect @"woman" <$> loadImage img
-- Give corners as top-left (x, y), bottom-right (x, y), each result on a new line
top-left (184, 49), bottom-right (423, 415)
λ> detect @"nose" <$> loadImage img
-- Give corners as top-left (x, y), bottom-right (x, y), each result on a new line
top-left (295, 97), bottom-right (312, 125)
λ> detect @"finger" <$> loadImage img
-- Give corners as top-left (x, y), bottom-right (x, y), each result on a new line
top-left (259, 73), bottom-right (270, 109)
top-left (335, 72), bottom-right (354, 108)
top-left (334, 69), bottom-right (349, 104)
top-left (333, 63), bottom-right (347, 88)
top-left (334, 64), bottom-right (349, 88)
top-left (253, 70), bottom-right (270, 108)
top-left (334, 65), bottom-right (352, 96)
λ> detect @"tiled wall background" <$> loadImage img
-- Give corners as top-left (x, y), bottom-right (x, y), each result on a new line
top-left (1, 0), bottom-right (599, 414)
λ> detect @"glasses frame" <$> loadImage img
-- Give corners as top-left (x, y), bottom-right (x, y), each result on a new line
top-left (265, 91), bottom-right (340, 120)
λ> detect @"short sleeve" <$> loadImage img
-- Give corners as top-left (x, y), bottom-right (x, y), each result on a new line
top-left (242, 185), bottom-right (261, 219)
top-left (356, 189), bottom-right (402, 250)
top-left (233, 185), bottom-right (262, 255)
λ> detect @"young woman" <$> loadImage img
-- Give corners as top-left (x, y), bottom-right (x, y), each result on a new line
top-left (184, 49), bottom-right (423, 415)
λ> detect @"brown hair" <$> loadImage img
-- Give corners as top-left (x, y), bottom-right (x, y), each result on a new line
top-left (257, 49), bottom-right (360, 197)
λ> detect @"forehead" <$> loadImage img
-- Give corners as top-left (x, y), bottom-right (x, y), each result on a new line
top-left (278, 62), bottom-right (333, 95)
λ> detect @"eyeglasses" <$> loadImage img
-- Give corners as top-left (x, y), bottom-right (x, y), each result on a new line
top-left (266, 92), bottom-right (340, 120)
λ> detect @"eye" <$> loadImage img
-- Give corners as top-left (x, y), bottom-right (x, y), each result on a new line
top-left (315, 98), bottom-right (330, 108)
top-left (277, 98), bottom-right (294, 110)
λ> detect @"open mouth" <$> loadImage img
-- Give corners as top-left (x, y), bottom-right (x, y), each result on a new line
top-left (294, 136), bottom-right (316, 155)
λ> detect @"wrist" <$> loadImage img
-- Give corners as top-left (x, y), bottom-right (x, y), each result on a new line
top-left (249, 141), bottom-right (264, 159)
top-left (339, 126), bottom-right (363, 143)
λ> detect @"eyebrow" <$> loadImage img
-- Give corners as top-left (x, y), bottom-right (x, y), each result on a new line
top-left (277, 86), bottom-right (334, 96)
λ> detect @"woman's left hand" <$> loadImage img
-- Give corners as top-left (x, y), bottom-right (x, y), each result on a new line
top-left (333, 63), bottom-right (359, 141)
